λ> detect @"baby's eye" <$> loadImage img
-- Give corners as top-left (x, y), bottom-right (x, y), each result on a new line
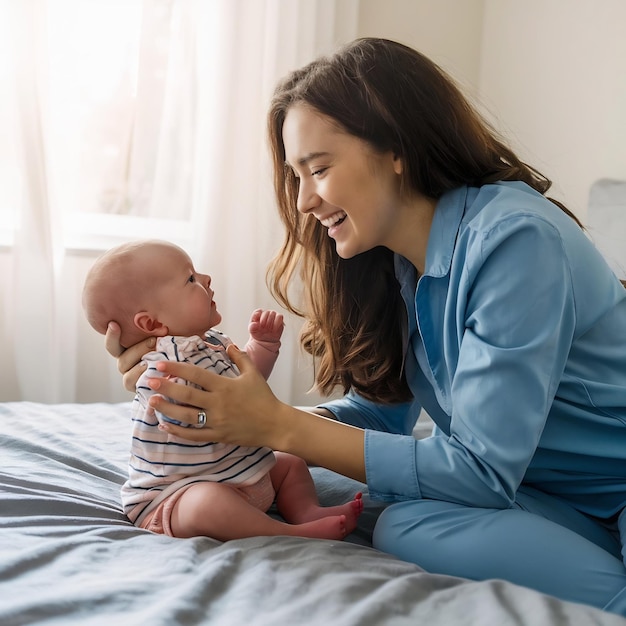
top-left (188, 274), bottom-right (196, 283)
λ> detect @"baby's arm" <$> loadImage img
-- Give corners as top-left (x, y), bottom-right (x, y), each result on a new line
top-left (245, 309), bottom-right (284, 380)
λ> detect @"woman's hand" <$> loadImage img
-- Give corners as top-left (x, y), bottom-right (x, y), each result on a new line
top-left (148, 344), bottom-right (367, 482)
top-left (148, 345), bottom-right (286, 449)
top-left (105, 321), bottom-right (156, 392)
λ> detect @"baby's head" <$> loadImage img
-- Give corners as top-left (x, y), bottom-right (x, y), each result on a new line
top-left (82, 239), bottom-right (221, 349)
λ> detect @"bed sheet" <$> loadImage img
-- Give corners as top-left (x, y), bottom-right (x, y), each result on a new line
top-left (1, 401), bottom-right (624, 626)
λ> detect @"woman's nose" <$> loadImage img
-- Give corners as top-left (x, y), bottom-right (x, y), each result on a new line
top-left (296, 179), bottom-right (321, 214)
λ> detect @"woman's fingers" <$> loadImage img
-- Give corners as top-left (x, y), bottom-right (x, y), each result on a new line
top-left (157, 418), bottom-right (215, 442)
top-left (148, 373), bottom-right (209, 410)
top-left (149, 348), bottom-right (280, 445)
top-left (121, 362), bottom-right (147, 393)
top-left (117, 336), bottom-right (156, 375)
top-left (147, 363), bottom-right (228, 423)
top-left (105, 322), bottom-right (157, 391)
top-left (226, 344), bottom-right (255, 373)
top-left (151, 348), bottom-right (254, 391)
top-left (104, 322), bottom-right (124, 358)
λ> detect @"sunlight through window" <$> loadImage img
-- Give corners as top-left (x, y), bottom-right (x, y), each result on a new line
top-left (0, 2), bottom-right (20, 247)
top-left (2, 0), bottom-right (216, 251)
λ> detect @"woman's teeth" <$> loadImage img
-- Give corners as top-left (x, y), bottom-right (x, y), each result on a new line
top-left (321, 211), bottom-right (346, 228)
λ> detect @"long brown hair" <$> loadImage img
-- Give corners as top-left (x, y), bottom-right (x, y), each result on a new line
top-left (266, 37), bottom-right (581, 403)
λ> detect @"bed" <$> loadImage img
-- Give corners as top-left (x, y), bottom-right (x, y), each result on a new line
top-left (3, 179), bottom-right (626, 625)
top-left (2, 400), bottom-right (625, 626)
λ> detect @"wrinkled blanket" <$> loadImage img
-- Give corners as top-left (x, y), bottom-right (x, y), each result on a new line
top-left (1, 401), bottom-right (624, 626)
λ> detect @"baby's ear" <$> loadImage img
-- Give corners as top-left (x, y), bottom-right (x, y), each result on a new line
top-left (134, 312), bottom-right (169, 337)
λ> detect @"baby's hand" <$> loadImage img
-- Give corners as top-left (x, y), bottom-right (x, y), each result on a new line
top-left (248, 309), bottom-right (284, 343)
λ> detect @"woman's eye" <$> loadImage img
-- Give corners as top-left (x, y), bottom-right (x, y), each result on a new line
top-left (311, 167), bottom-right (327, 177)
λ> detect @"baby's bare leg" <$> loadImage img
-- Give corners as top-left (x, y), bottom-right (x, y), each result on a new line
top-left (170, 482), bottom-right (290, 540)
top-left (270, 452), bottom-right (363, 535)
top-left (170, 481), bottom-right (360, 541)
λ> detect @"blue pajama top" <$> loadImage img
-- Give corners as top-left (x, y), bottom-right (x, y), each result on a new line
top-left (321, 182), bottom-right (626, 518)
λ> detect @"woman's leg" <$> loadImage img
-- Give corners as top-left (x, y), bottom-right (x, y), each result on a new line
top-left (373, 487), bottom-right (626, 615)
top-left (605, 508), bottom-right (626, 614)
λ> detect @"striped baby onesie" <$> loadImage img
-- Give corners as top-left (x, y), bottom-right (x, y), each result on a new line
top-left (121, 330), bottom-right (279, 527)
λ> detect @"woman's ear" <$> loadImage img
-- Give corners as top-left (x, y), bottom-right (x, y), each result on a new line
top-left (392, 153), bottom-right (403, 175)
top-left (134, 312), bottom-right (168, 337)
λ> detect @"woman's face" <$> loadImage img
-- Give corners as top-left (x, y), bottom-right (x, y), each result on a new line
top-left (282, 104), bottom-right (405, 260)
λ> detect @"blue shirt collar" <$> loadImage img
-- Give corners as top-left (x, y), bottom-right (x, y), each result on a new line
top-left (394, 185), bottom-right (468, 281)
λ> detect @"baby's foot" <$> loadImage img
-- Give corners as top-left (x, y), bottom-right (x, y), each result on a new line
top-left (286, 492), bottom-right (364, 540)
top-left (307, 492), bottom-right (363, 534)
top-left (344, 492), bottom-right (363, 530)
top-left (291, 514), bottom-right (351, 541)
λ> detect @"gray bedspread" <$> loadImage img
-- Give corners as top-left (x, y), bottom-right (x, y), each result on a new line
top-left (1, 401), bottom-right (624, 625)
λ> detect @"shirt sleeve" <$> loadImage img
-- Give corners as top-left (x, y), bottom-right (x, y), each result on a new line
top-left (359, 214), bottom-right (578, 507)
top-left (244, 338), bottom-right (280, 380)
top-left (319, 391), bottom-right (421, 435)
top-left (437, 216), bottom-right (575, 506)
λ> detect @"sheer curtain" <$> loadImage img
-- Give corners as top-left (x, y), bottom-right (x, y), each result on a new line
top-left (0, 0), bottom-right (358, 403)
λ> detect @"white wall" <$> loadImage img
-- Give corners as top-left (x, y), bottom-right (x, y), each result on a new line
top-left (478, 0), bottom-right (626, 218)
top-left (357, 0), bottom-right (485, 87)
top-left (358, 0), bottom-right (626, 220)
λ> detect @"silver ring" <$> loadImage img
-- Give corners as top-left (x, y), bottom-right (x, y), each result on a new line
top-left (196, 410), bottom-right (207, 428)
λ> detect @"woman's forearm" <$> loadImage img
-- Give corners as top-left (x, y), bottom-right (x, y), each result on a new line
top-left (143, 353), bottom-right (367, 481)
top-left (274, 404), bottom-right (366, 483)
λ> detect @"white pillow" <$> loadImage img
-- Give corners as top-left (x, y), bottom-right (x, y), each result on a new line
top-left (587, 178), bottom-right (626, 280)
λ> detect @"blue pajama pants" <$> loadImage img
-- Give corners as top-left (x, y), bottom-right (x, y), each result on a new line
top-left (372, 486), bottom-right (626, 615)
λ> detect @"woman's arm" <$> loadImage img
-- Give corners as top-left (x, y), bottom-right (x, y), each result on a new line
top-left (147, 345), bottom-right (367, 482)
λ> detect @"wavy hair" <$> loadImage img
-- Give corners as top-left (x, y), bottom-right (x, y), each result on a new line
top-left (266, 37), bottom-right (581, 403)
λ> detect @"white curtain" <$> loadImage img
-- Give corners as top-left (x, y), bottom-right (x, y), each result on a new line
top-left (0, 0), bottom-right (358, 404)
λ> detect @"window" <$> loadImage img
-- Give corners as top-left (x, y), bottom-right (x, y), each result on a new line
top-left (1, 0), bottom-right (208, 252)
top-left (0, 4), bottom-right (20, 248)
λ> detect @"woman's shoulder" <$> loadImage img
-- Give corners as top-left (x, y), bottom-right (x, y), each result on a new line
top-left (464, 181), bottom-right (564, 228)
top-left (458, 182), bottom-right (623, 312)
top-left (457, 181), bottom-right (588, 260)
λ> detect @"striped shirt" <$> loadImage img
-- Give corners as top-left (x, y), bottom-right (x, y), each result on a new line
top-left (121, 330), bottom-right (278, 526)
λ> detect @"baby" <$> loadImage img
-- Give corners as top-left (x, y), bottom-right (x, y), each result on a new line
top-left (82, 239), bottom-right (362, 541)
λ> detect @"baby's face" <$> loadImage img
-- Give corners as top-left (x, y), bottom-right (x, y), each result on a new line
top-left (151, 244), bottom-right (222, 336)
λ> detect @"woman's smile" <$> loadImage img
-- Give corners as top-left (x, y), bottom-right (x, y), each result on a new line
top-left (320, 210), bottom-right (347, 237)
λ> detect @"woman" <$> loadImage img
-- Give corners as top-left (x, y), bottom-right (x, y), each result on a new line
top-left (107, 38), bottom-right (626, 614)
